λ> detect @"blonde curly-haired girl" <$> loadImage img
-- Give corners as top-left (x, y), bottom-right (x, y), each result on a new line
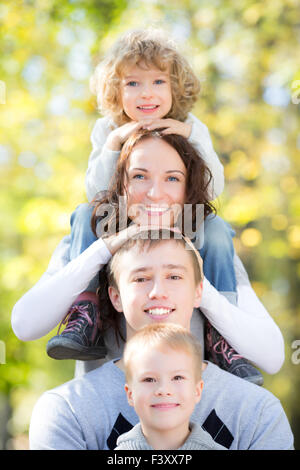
top-left (86, 28), bottom-right (224, 201)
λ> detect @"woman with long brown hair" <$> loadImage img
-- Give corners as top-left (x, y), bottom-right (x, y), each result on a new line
top-left (91, 130), bottom-right (215, 238)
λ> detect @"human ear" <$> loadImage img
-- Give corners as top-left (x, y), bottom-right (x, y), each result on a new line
top-left (124, 383), bottom-right (134, 407)
top-left (193, 281), bottom-right (203, 309)
top-left (194, 379), bottom-right (204, 404)
top-left (108, 285), bottom-right (123, 312)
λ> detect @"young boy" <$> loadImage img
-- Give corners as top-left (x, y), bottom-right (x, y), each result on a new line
top-left (29, 229), bottom-right (293, 450)
top-left (115, 323), bottom-right (225, 450)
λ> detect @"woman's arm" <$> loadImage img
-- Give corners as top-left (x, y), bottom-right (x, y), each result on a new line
top-left (11, 223), bottom-right (143, 341)
top-left (200, 254), bottom-right (284, 374)
top-left (11, 236), bottom-right (112, 341)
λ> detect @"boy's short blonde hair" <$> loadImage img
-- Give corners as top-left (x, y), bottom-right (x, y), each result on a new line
top-left (124, 323), bottom-right (203, 384)
top-left (90, 29), bottom-right (200, 126)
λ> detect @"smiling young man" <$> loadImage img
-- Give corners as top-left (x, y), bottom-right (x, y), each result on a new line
top-left (29, 230), bottom-right (294, 450)
top-left (106, 230), bottom-right (202, 340)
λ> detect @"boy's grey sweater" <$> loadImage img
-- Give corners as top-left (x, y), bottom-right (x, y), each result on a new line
top-left (115, 422), bottom-right (226, 450)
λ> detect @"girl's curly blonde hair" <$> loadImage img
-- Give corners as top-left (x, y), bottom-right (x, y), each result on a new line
top-left (90, 29), bottom-right (200, 126)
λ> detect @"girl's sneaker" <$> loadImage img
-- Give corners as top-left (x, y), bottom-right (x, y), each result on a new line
top-left (205, 320), bottom-right (264, 386)
top-left (46, 293), bottom-right (107, 361)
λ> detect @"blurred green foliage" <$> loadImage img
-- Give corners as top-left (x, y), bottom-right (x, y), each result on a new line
top-left (0, 0), bottom-right (299, 450)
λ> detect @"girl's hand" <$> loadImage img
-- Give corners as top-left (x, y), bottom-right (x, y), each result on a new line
top-left (106, 120), bottom-right (153, 151)
top-left (142, 118), bottom-right (192, 139)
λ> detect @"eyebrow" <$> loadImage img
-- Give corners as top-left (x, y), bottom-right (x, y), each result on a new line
top-left (129, 168), bottom-right (186, 176)
top-left (130, 264), bottom-right (188, 275)
top-left (123, 72), bottom-right (169, 79)
top-left (139, 369), bottom-right (191, 377)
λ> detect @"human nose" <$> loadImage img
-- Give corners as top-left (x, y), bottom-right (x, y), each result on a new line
top-left (148, 277), bottom-right (168, 300)
top-left (141, 82), bottom-right (154, 99)
top-left (155, 380), bottom-right (172, 396)
top-left (147, 180), bottom-right (164, 200)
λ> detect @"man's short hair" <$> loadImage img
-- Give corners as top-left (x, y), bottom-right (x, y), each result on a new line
top-left (107, 228), bottom-right (204, 291)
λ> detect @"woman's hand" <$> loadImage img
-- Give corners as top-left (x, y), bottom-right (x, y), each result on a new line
top-left (102, 223), bottom-right (183, 256)
top-left (102, 223), bottom-right (144, 255)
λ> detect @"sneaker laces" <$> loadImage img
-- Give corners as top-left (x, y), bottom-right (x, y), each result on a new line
top-left (212, 338), bottom-right (243, 364)
top-left (57, 304), bottom-right (93, 335)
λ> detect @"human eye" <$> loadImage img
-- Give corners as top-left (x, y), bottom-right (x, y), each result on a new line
top-left (154, 79), bottom-right (165, 85)
top-left (167, 175), bottom-right (180, 182)
top-left (132, 173), bottom-right (145, 180)
top-left (173, 375), bottom-right (185, 381)
top-left (126, 80), bottom-right (138, 87)
top-left (142, 377), bottom-right (155, 383)
top-left (168, 274), bottom-right (182, 280)
top-left (134, 277), bottom-right (148, 283)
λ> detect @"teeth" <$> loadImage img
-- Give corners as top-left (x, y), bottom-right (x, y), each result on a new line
top-left (147, 308), bottom-right (172, 316)
top-left (146, 207), bottom-right (168, 212)
top-left (139, 105), bottom-right (157, 109)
